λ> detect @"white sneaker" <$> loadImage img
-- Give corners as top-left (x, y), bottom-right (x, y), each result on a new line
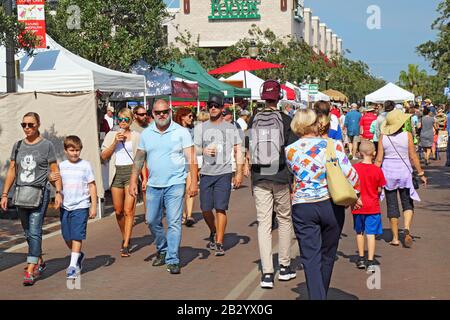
top-left (260, 273), bottom-right (274, 289)
top-left (278, 265), bottom-right (296, 281)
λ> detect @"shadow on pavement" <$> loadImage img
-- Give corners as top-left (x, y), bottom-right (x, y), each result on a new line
top-left (36, 254), bottom-right (116, 283)
top-left (292, 282), bottom-right (359, 300)
top-left (129, 234), bottom-right (154, 255)
top-left (337, 250), bottom-right (382, 266)
top-left (179, 246), bottom-right (210, 268)
top-left (223, 233), bottom-right (251, 251)
top-left (0, 252), bottom-right (27, 272)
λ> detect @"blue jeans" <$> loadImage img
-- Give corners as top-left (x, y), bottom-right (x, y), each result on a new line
top-left (17, 184), bottom-right (51, 264)
top-left (146, 184), bottom-right (185, 265)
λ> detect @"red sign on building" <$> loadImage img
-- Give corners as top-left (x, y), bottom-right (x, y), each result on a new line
top-left (16, 0), bottom-right (46, 48)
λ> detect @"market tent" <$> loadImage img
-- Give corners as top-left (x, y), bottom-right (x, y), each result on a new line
top-left (285, 81), bottom-right (330, 102)
top-left (322, 89), bottom-right (348, 103)
top-left (221, 71), bottom-right (264, 100)
top-left (281, 85), bottom-right (296, 100)
top-left (0, 34), bottom-right (145, 93)
top-left (208, 58), bottom-right (283, 75)
top-left (162, 58), bottom-right (251, 99)
top-left (365, 82), bottom-right (414, 103)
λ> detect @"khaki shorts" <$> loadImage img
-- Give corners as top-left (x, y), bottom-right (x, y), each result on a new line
top-left (111, 165), bottom-right (133, 189)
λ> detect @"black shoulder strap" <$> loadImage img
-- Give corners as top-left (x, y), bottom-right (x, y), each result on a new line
top-left (14, 140), bottom-right (23, 179)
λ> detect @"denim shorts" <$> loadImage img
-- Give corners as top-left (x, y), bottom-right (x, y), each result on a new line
top-left (199, 173), bottom-right (232, 212)
top-left (60, 208), bottom-right (89, 241)
top-left (353, 214), bottom-right (382, 235)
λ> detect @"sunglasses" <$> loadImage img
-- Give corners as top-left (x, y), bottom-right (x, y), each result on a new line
top-left (208, 104), bottom-right (223, 110)
top-left (21, 122), bottom-right (36, 129)
top-left (135, 113), bottom-right (147, 117)
top-left (153, 109), bottom-right (170, 116)
top-left (117, 117), bottom-right (130, 123)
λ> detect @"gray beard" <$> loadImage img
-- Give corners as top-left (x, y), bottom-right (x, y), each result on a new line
top-left (155, 117), bottom-right (171, 127)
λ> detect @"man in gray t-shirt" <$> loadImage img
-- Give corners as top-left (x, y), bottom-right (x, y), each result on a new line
top-left (193, 95), bottom-right (244, 256)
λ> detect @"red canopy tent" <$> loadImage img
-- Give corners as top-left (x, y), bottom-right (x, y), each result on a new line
top-left (281, 84), bottom-right (295, 100)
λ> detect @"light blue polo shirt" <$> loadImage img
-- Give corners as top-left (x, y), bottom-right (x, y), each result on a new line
top-left (138, 121), bottom-right (193, 188)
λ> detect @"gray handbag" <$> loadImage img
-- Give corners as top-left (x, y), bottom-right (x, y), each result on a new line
top-left (12, 140), bottom-right (44, 209)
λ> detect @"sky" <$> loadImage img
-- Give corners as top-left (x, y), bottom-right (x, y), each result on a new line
top-left (164, 0), bottom-right (441, 82)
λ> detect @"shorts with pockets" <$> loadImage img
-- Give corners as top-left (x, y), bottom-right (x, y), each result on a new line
top-left (199, 173), bottom-right (232, 212)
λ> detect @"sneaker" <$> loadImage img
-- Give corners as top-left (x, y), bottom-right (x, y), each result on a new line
top-left (77, 252), bottom-right (85, 271)
top-left (66, 266), bottom-right (80, 279)
top-left (207, 232), bottom-right (216, 250)
top-left (278, 265), bottom-right (296, 281)
top-left (366, 261), bottom-right (376, 273)
top-left (152, 252), bottom-right (166, 267)
top-left (356, 257), bottom-right (366, 269)
top-left (166, 264), bottom-right (181, 274)
top-left (215, 243), bottom-right (225, 256)
top-left (23, 271), bottom-right (35, 286)
top-left (260, 273), bottom-right (274, 289)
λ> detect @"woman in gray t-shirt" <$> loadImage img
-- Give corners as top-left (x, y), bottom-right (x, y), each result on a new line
top-left (419, 107), bottom-right (437, 165)
top-left (1, 112), bottom-right (62, 286)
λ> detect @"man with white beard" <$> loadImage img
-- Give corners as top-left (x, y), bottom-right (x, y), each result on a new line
top-left (129, 99), bottom-right (198, 274)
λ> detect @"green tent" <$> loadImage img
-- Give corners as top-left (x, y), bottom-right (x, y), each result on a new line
top-left (162, 58), bottom-right (251, 99)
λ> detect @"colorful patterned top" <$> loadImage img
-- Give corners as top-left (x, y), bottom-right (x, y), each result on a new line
top-left (286, 138), bottom-right (360, 205)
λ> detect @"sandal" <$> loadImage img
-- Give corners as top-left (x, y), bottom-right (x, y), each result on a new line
top-left (121, 246), bottom-right (131, 257)
top-left (403, 230), bottom-right (413, 248)
top-left (389, 241), bottom-right (400, 246)
top-left (185, 217), bottom-right (195, 227)
top-left (182, 216), bottom-right (187, 225)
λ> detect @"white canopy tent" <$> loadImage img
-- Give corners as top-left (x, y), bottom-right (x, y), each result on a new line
top-left (0, 35), bottom-right (146, 94)
top-left (221, 71), bottom-right (264, 100)
top-left (365, 82), bottom-right (414, 103)
top-left (285, 81), bottom-right (330, 103)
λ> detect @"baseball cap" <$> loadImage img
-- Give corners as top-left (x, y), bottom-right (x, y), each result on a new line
top-left (107, 104), bottom-right (114, 112)
top-left (207, 94), bottom-right (224, 107)
top-left (222, 108), bottom-right (233, 116)
top-left (240, 110), bottom-right (250, 117)
top-left (261, 80), bottom-right (282, 101)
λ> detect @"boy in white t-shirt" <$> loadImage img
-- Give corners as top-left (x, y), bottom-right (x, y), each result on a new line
top-left (59, 136), bottom-right (97, 279)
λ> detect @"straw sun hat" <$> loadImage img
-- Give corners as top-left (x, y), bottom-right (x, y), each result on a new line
top-left (380, 109), bottom-right (411, 135)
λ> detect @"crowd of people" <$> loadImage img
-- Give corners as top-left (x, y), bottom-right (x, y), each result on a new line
top-left (1, 79), bottom-right (448, 300)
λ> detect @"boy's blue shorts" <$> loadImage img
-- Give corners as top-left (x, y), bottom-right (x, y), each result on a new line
top-left (353, 214), bottom-right (383, 235)
top-left (60, 208), bottom-right (89, 241)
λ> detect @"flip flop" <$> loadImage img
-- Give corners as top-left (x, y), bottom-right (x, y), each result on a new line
top-left (389, 241), bottom-right (400, 246)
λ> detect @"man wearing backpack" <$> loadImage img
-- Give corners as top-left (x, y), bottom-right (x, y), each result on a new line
top-left (246, 80), bottom-right (298, 289)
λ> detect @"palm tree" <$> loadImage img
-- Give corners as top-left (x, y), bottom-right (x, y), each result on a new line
top-left (398, 64), bottom-right (428, 97)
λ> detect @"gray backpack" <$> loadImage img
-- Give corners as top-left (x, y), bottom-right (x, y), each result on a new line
top-left (250, 110), bottom-right (285, 166)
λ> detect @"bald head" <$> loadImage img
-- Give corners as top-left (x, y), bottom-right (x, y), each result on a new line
top-left (153, 99), bottom-right (169, 111)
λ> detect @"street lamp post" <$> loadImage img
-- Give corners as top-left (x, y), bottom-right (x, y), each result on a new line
top-left (325, 76), bottom-right (330, 90)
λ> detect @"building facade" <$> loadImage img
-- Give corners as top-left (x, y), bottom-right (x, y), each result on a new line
top-left (165, 0), bottom-right (343, 56)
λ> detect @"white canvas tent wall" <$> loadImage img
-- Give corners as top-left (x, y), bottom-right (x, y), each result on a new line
top-left (221, 71), bottom-right (264, 100)
top-left (365, 82), bottom-right (414, 103)
top-left (285, 81), bottom-right (330, 103)
top-left (0, 92), bottom-right (105, 203)
top-left (0, 35), bottom-right (145, 93)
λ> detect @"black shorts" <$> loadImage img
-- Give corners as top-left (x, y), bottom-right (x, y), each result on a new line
top-left (199, 173), bottom-right (232, 212)
top-left (385, 188), bottom-right (414, 219)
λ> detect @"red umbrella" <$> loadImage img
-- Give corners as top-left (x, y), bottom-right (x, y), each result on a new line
top-left (208, 58), bottom-right (283, 74)
top-left (281, 85), bottom-right (296, 100)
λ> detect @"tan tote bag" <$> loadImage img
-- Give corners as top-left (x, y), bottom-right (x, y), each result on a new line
top-left (325, 139), bottom-right (358, 206)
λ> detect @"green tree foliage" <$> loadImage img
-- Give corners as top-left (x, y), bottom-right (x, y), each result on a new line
top-left (46, 0), bottom-right (171, 72)
top-left (417, 0), bottom-right (449, 77)
top-left (398, 64), bottom-right (428, 97)
top-left (173, 25), bottom-right (385, 102)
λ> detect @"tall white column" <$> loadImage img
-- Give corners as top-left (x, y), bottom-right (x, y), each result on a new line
top-left (332, 34), bottom-right (338, 55)
top-left (326, 28), bottom-right (332, 56)
top-left (319, 23), bottom-right (327, 54)
top-left (303, 8), bottom-right (312, 46)
top-left (312, 16), bottom-right (320, 54)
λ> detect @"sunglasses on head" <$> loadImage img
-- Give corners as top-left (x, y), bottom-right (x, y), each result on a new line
top-left (135, 112), bottom-right (147, 117)
top-left (21, 122), bottom-right (36, 129)
top-left (117, 117), bottom-right (130, 123)
top-left (153, 109), bottom-right (170, 116)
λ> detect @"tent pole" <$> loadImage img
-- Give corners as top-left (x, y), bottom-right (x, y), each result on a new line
top-left (244, 70), bottom-right (247, 89)
top-left (197, 97), bottom-right (200, 115)
top-left (233, 97), bottom-right (236, 121)
top-left (97, 197), bottom-right (102, 219)
top-left (169, 95), bottom-right (173, 110)
top-left (143, 78), bottom-right (147, 110)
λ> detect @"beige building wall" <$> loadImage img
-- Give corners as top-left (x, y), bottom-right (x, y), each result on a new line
top-left (332, 34), bottom-right (338, 54)
top-left (319, 23), bottom-right (327, 54)
top-left (303, 8), bottom-right (312, 47)
top-left (326, 28), bottom-right (333, 56)
top-left (337, 38), bottom-right (343, 55)
top-left (166, 1), bottom-right (301, 48)
top-left (311, 16), bottom-right (320, 54)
